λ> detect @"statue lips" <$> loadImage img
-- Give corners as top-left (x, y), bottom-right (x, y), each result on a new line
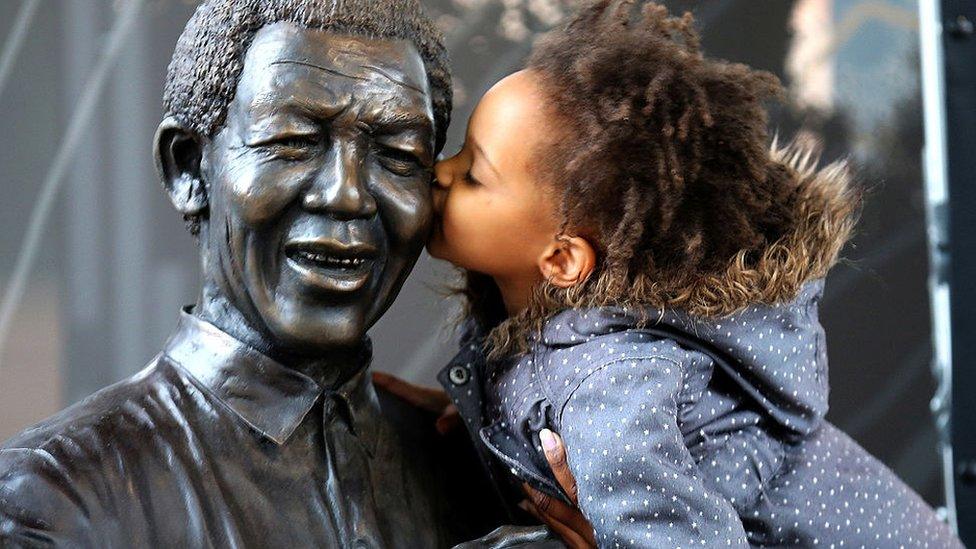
top-left (284, 237), bottom-right (378, 294)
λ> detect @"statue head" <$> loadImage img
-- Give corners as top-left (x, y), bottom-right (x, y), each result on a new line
top-left (153, 0), bottom-right (451, 358)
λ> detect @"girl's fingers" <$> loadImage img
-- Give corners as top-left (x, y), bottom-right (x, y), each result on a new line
top-left (540, 429), bottom-right (579, 505)
top-left (372, 371), bottom-right (451, 412)
top-left (518, 499), bottom-right (592, 549)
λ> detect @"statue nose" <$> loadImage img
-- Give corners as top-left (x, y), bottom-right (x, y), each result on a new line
top-left (303, 143), bottom-right (377, 220)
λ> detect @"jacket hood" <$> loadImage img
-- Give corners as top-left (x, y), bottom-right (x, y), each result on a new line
top-left (482, 139), bottom-right (859, 359)
top-left (532, 141), bottom-right (855, 435)
top-left (614, 138), bottom-right (860, 317)
top-left (538, 279), bottom-right (829, 436)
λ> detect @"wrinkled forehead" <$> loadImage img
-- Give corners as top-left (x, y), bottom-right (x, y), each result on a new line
top-left (234, 22), bottom-right (432, 122)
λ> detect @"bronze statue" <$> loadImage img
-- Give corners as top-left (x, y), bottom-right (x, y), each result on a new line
top-left (0, 1), bottom-right (522, 546)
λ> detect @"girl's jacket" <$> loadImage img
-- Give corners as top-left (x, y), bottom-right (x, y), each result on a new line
top-left (438, 147), bottom-right (963, 548)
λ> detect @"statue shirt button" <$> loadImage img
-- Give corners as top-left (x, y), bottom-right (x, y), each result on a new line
top-left (448, 364), bottom-right (470, 385)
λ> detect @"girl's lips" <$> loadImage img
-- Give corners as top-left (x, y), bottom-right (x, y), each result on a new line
top-left (428, 214), bottom-right (443, 242)
top-left (424, 216), bottom-right (447, 258)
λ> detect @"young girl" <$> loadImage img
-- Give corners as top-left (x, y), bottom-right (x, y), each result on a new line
top-left (422, 1), bottom-right (961, 546)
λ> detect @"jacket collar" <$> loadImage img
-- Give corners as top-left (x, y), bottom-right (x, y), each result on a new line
top-left (535, 306), bottom-right (645, 348)
top-left (532, 280), bottom-right (830, 437)
top-left (163, 308), bottom-right (379, 454)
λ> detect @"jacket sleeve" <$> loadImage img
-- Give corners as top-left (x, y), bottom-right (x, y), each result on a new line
top-left (554, 354), bottom-right (749, 548)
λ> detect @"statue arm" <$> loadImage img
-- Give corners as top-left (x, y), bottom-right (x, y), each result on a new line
top-left (0, 447), bottom-right (100, 547)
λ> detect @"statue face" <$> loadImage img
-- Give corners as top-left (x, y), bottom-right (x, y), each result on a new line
top-left (199, 23), bottom-right (435, 353)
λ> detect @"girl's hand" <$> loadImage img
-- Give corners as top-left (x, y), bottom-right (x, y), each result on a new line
top-left (371, 371), bottom-right (461, 435)
top-left (520, 429), bottom-right (596, 549)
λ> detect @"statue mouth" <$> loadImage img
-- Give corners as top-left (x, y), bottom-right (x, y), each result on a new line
top-left (283, 239), bottom-right (378, 293)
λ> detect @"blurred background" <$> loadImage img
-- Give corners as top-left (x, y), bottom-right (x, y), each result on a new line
top-left (0, 0), bottom-right (954, 528)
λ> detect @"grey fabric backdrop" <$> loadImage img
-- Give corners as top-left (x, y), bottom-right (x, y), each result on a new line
top-left (0, 0), bottom-right (943, 508)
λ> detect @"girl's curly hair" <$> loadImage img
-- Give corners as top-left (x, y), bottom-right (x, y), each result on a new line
top-left (461, 0), bottom-right (859, 358)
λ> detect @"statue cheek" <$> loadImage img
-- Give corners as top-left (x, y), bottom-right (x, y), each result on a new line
top-left (375, 178), bottom-right (433, 248)
top-left (222, 163), bottom-right (311, 226)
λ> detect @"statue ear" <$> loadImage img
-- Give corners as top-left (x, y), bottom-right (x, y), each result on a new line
top-left (154, 117), bottom-right (207, 217)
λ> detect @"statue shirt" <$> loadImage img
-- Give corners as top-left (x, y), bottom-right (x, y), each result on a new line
top-left (0, 309), bottom-right (501, 548)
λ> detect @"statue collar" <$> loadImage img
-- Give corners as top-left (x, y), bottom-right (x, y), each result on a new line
top-left (162, 307), bottom-right (380, 454)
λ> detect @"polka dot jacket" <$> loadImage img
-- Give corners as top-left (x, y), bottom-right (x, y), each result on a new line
top-left (438, 279), bottom-right (962, 548)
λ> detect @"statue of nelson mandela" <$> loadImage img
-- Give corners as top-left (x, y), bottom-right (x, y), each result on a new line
top-left (0, 1), bottom-right (524, 546)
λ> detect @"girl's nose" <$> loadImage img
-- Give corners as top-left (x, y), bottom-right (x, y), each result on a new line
top-left (432, 158), bottom-right (454, 190)
top-left (431, 158), bottom-right (455, 215)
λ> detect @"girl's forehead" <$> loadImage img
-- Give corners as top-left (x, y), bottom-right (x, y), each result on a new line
top-left (471, 70), bottom-right (546, 127)
top-left (467, 71), bottom-right (553, 170)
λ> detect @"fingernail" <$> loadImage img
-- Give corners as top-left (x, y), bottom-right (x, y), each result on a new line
top-left (540, 428), bottom-right (557, 452)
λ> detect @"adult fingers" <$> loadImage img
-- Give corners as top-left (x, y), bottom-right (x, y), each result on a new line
top-left (523, 482), bottom-right (597, 548)
top-left (518, 499), bottom-right (591, 549)
top-left (372, 371), bottom-right (451, 412)
top-left (522, 482), bottom-right (554, 516)
top-left (435, 404), bottom-right (462, 435)
top-left (540, 429), bottom-right (579, 505)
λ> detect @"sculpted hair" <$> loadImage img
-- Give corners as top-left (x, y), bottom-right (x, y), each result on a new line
top-left (163, 0), bottom-right (452, 152)
top-left (469, 0), bottom-right (860, 358)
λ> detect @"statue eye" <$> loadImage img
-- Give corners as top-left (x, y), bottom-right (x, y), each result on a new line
top-left (376, 144), bottom-right (422, 176)
top-left (260, 134), bottom-right (321, 161)
top-left (272, 135), bottom-right (320, 150)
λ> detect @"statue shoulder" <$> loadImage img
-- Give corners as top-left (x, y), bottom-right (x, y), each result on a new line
top-left (2, 358), bottom-right (167, 452)
top-left (0, 358), bottom-right (172, 544)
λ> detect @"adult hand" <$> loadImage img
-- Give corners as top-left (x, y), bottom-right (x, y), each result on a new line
top-left (520, 429), bottom-right (596, 549)
top-left (371, 371), bottom-right (461, 435)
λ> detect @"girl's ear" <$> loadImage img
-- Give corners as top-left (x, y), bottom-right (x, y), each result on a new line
top-left (538, 235), bottom-right (597, 288)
